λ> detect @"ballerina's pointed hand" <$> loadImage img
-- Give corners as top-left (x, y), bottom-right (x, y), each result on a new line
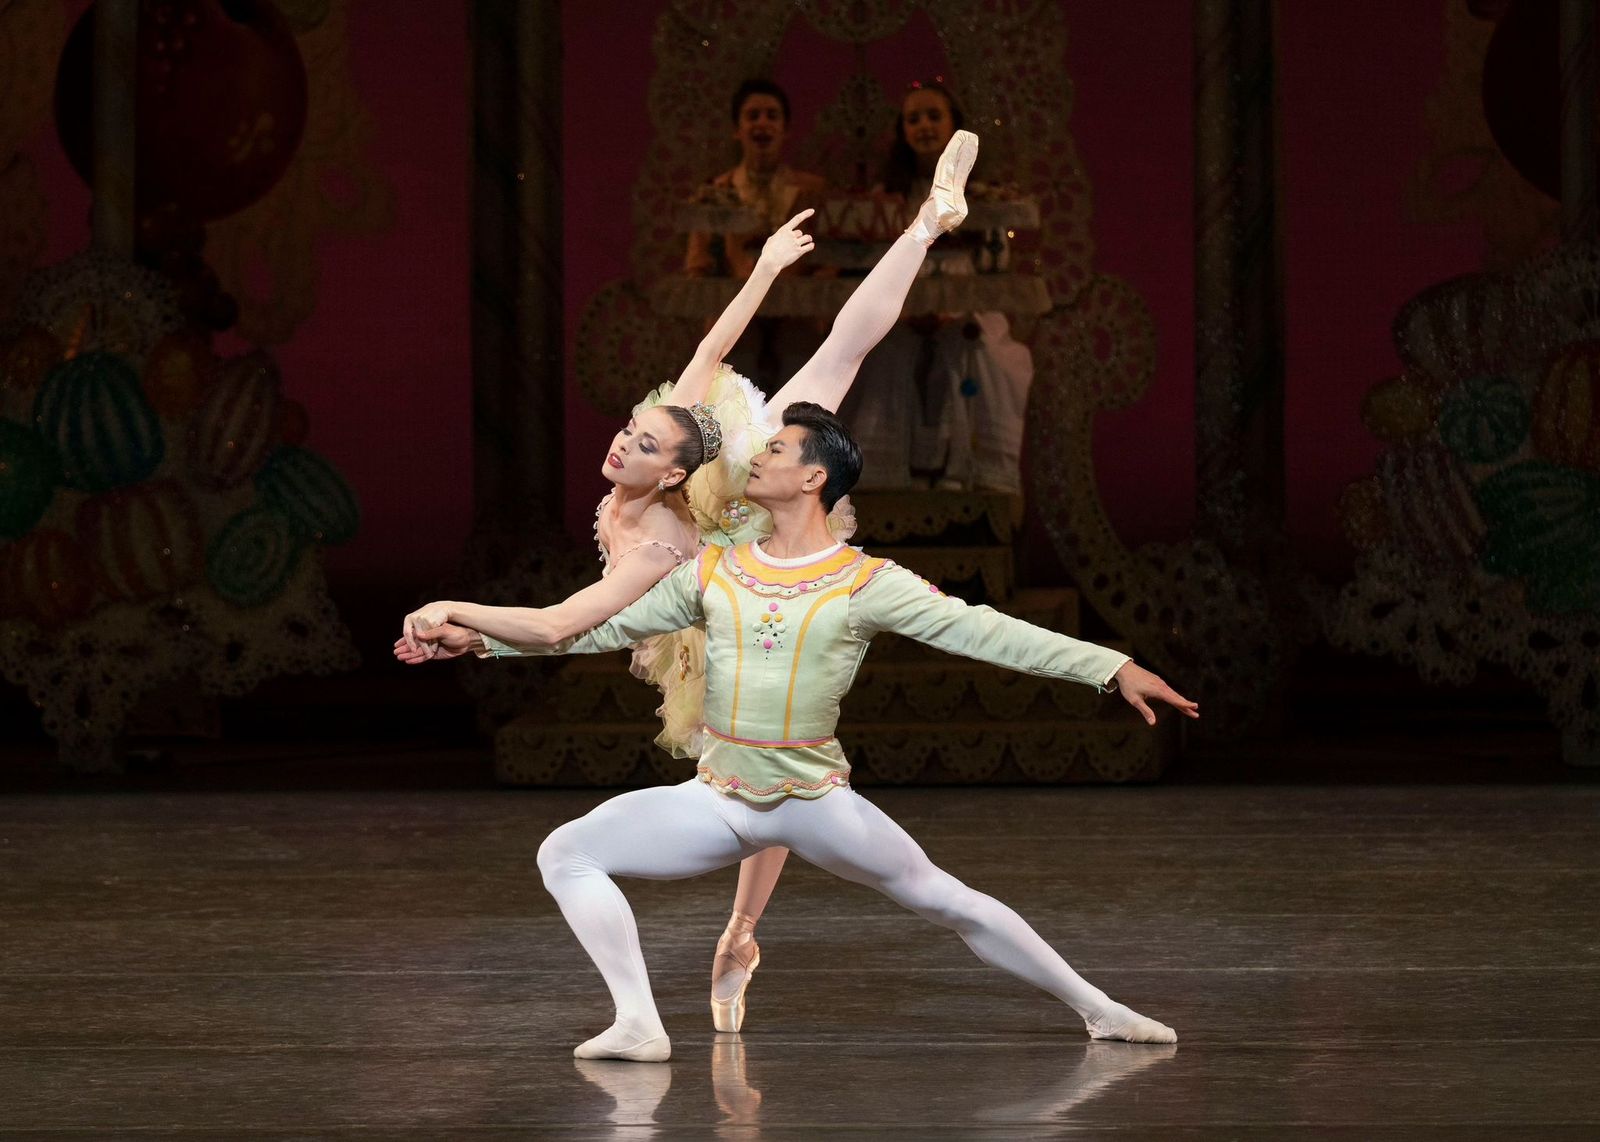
top-left (402, 602), bottom-right (452, 653)
top-left (761, 209), bottom-right (816, 270)
top-left (1112, 661), bottom-right (1200, 726)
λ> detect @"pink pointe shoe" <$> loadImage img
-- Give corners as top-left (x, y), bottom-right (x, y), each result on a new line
top-left (710, 928), bottom-right (761, 1033)
top-left (909, 129), bottom-right (980, 243)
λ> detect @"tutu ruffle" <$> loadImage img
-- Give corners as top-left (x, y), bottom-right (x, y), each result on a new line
top-left (626, 623), bottom-right (707, 760)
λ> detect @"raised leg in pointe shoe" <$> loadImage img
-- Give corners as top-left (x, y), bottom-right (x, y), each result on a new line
top-left (763, 130), bottom-right (980, 420)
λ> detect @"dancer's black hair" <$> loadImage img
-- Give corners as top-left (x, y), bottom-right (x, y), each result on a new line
top-left (781, 402), bottom-right (863, 511)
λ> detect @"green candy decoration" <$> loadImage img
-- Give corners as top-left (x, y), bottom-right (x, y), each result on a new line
top-left (0, 419), bottom-right (60, 541)
top-left (1439, 374), bottom-right (1530, 465)
top-left (206, 506), bottom-right (304, 607)
top-left (254, 446), bottom-right (359, 544)
top-left (1474, 461), bottom-right (1600, 613)
top-left (32, 352), bottom-right (164, 492)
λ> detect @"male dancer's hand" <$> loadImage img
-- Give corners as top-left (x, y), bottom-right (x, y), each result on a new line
top-left (1112, 662), bottom-right (1199, 725)
top-left (392, 621), bottom-right (476, 665)
top-left (757, 209), bottom-right (816, 273)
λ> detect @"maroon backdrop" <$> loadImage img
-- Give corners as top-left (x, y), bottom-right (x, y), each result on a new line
top-left (24, 1), bottom-right (1498, 591)
top-left (1278, 3), bottom-right (1483, 572)
top-left (28, 0), bottom-right (472, 586)
top-left (562, 1), bottom-right (1489, 575)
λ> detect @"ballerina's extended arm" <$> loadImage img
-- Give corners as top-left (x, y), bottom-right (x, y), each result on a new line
top-left (665, 210), bottom-right (815, 410)
top-left (393, 215), bottom-right (810, 664)
top-left (398, 544), bottom-right (681, 658)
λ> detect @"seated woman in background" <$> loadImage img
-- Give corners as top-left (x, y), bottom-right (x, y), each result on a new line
top-left (840, 81), bottom-right (1034, 495)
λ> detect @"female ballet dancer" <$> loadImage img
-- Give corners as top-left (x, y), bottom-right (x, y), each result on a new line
top-left (397, 129), bottom-right (983, 1034)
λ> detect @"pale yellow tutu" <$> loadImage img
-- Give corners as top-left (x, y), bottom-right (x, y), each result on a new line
top-left (630, 365), bottom-right (856, 758)
top-left (625, 623), bottom-right (707, 759)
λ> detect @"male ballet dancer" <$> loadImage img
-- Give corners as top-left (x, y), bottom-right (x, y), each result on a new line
top-left (418, 403), bottom-right (1199, 1062)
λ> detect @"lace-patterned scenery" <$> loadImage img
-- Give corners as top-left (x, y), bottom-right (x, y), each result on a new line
top-left (1, 1), bottom-right (378, 769)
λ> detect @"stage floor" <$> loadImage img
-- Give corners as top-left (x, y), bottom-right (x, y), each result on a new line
top-left (3, 782), bottom-right (1597, 1138)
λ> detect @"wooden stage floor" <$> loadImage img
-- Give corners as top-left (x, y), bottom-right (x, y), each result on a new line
top-left (2, 782), bottom-right (1597, 1138)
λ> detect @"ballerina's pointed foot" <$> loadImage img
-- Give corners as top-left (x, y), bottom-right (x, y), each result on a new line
top-left (910, 129), bottom-right (981, 242)
top-left (573, 1022), bottom-right (672, 1062)
top-left (1085, 1003), bottom-right (1178, 1045)
top-left (710, 931), bottom-right (761, 1033)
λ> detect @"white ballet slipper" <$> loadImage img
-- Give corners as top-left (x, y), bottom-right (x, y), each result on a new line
top-left (1085, 1002), bottom-right (1178, 1044)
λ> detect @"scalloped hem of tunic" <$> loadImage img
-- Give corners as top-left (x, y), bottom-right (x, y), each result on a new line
top-left (696, 766), bottom-right (850, 802)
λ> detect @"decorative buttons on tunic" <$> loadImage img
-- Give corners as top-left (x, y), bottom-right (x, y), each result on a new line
top-left (753, 601), bottom-right (789, 655)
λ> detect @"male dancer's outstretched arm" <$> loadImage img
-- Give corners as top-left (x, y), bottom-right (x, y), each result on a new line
top-left (847, 563), bottom-right (1198, 725)
top-left (414, 555), bottom-right (1197, 727)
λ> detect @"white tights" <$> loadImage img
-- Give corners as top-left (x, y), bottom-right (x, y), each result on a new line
top-left (537, 780), bottom-right (1150, 1049)
top-left (726, 229), bottom-right (940, 928)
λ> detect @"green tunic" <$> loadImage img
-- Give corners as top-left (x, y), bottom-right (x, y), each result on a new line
top-left (481, 540), bottom-right (1131, 804)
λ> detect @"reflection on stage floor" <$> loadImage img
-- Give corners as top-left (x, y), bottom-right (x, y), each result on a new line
top-left (2, 784), bottom-right (1596, 1137)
